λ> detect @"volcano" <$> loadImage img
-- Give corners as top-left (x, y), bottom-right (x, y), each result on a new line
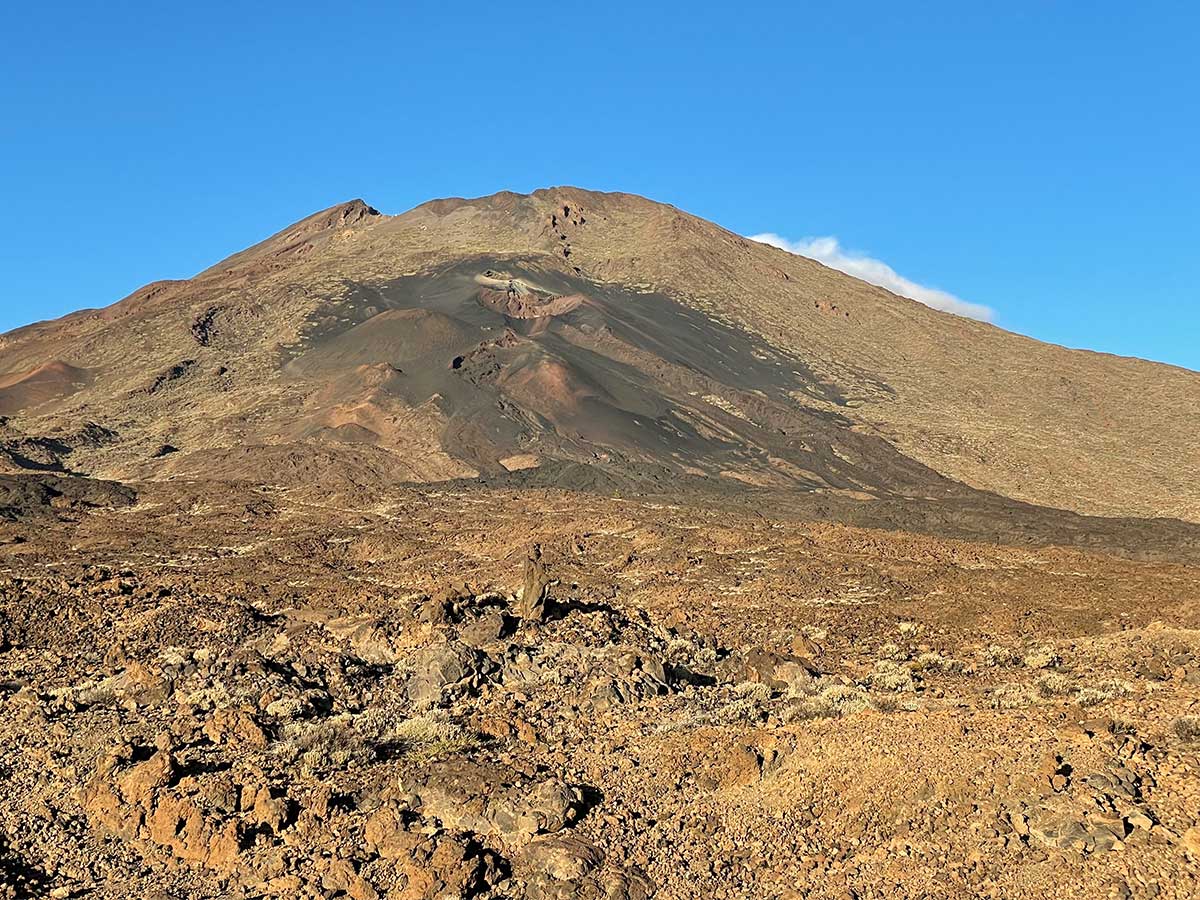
top-left (1, 188), bottom-right (1196, 527)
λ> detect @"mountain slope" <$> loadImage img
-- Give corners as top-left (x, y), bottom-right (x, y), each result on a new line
top-left (0, 187), bottom-right (1196, 522)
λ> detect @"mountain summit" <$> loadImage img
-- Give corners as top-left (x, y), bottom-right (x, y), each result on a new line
top-left (2, 187), bottom-right (1197, 522)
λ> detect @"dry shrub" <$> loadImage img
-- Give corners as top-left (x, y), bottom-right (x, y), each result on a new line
top-left (276, 713), bottom-right (370, 776)
top-left (1074, 679), bottom-right (1132, 708)
top-left (867, 660), bottom-right (916, 693)
top-left (784, 683), bottom-right (919, 722)
top-left (1174, 716), bottom-right (1200, 742)
top-left (711, 698), bottom-right (766, 725)
top-left (732, 682), bottom-right (772, 702)
top-left (1023, 645), bottom-right (1062, 670)
top-left (1035, 673), bottom-right (1076, 698)
top-left (989, 683), bottom-right (1038, 710)
top-left (981, 645), bottom-right (1022, 668)
top-left (708, 682), bottom-right (774, 725)
top-left (275, 709), bottom-right (478, 774)
top-left (785, 685), bottom-right (872, 721)
top-left (877, 642), bottom-right (907, 662)
top-left (912, 652), bottom-right (968, 675)
top-left (381, 711), bottom-right (480, 758)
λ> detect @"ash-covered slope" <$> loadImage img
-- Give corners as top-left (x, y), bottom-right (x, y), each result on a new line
top-left (0, 188), bottom-right (1196, 523)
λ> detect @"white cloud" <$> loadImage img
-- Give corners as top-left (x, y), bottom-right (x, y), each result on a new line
top-left (749, 233), bottom-right (994, 322)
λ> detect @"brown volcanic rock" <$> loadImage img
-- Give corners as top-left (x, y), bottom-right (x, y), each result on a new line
top-left (0, 187), bottom-right (1195, 522)
top-left (0, 472), bottom-right (135, 520)
top-left (197, 198), bottom-right (381, 279)
top-left (3, 479), bottom-right (1200, 899)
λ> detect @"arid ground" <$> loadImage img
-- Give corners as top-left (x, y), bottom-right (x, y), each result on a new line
top-left (2, 478), bottom-right (1198, 899)
top-left (1, 187), bottom-right (1198, 899)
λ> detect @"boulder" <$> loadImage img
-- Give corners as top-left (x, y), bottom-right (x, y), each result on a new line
top-left (521, 834), bottom-right (603, 881)
top-left (405, 641), bottom-right (491, 706)
top-left (403, 760), bottom-right (583, 844)
top-left (719, 646), bottom-right (817, 692)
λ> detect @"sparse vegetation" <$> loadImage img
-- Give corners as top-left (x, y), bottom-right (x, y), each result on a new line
top-left (1033, 673), bottom-right (1131, 706)
top-left (911, 651), bottom-right (968, 675)
top-left (380, 711), bottom-right (481, 758)
top-left (1023, 645), bottom-right (1062, 670)
top-left (785, 685), bottom-right (872, 721)
top-left (989, 682), bottom-right (1039, 709)
top-left (1074, 679), bottom-right (1132, 707)
top-left (877, 642), bottom-right (907, 662)
top-left (275, 709), bottom-right (480, 774)
top-left (866, 660), bottom-right (916, 693)
top-left (1174, 715), bottom-right (1200, 742)
top-left (275, 713), bottom-right (371, 776)
top-left (783, 682), bottom-right (920, 722)
top-left (702, 681), bottom-right (774, 725)
top-left (711, 697), bottom-right (767, 725)
top-left (0, 173), bottom-right (1195, 900)
top-left (981, 645), bottom-right (1022, 668)
top-left (732, 681), bottom-right (772, 703)
top-left (1035, 673), bottom-right (1076, 698)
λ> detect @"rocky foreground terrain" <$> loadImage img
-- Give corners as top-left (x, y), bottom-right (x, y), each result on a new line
top-left (2, 476), bottom-right (1198, 899)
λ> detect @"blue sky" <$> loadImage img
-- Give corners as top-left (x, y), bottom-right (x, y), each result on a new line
top-left (2, 2), bottom-right (1196, 370)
